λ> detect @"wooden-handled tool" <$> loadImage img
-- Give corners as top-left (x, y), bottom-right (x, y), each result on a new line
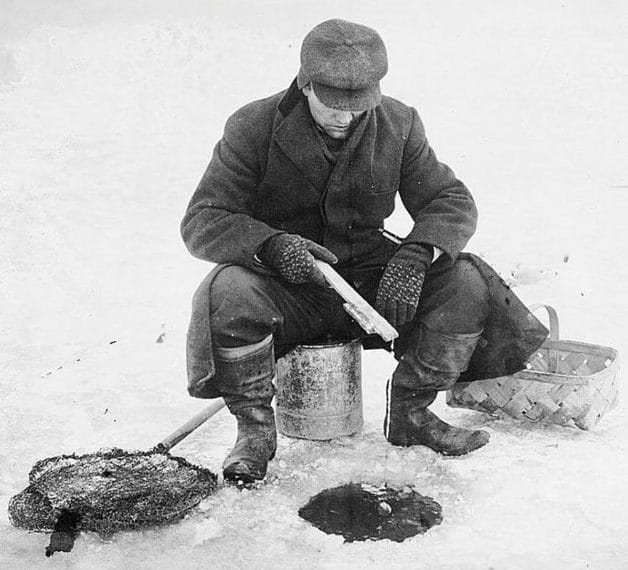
top-left (314, 260), bottom-right (398, 343)
top-left (155, 399), bottom-right (226, 452)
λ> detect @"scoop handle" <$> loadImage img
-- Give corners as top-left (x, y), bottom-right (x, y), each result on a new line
top-left (157, 399), bottom-right (226, 452)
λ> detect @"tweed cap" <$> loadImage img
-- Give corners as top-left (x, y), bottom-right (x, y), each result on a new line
top-left (297, 19), bottom-right (388, 112)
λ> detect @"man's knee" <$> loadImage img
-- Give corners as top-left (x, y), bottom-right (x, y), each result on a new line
top-left (418, 257), bottom-right (490, 333)
top-left (445, 258), bottom-right (490, 306)
top-left (208, 265), bottom-right (268, 308)
top-left (202, 265), bottom-right (280, 347)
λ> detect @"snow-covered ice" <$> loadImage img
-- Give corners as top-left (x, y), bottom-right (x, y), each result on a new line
top-left (1, 1), bottom-right (627, 568)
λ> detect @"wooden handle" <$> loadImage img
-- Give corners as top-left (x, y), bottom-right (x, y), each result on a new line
top-left (314, 260), bottom-right (398, 343)
top-left (529, 303), bottom-right (559, 340)
top-left (529, 303), bottom-right (560, 373)
top-left (157, 399), bottom-right (226, 452)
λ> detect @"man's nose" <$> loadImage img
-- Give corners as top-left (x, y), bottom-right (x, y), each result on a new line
top-left (333, 110), bottom-right (355, 124)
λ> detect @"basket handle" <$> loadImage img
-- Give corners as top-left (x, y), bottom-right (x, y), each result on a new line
top-left (529, 303), bottom-right (560, 372)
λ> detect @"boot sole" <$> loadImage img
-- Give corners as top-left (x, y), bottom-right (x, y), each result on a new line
top-left (386, 430), bottom-right (490, 456)
top-left (223, 463), bottom-right (265, 484)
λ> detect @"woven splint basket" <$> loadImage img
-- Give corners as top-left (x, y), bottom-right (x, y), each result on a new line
top-left (447, 304), bottom-right (620, 430)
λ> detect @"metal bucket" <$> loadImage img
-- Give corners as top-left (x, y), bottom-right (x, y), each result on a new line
top-left (275, 339), bottom-right (363, 440)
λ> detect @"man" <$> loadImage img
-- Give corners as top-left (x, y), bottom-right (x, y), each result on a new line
top-left (181, 19), bottom-right (547, 484)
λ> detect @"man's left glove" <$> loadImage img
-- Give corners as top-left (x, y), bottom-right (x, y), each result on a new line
top-left (258, 233), bottom-right (338, 287)
top-left (375, 243), bottom-right (434, 328)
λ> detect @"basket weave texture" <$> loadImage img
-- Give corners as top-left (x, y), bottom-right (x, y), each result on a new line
top-left (447, 304), bottom-right (620, 430)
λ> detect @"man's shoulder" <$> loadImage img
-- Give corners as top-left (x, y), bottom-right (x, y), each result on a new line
top-left (380, 94), bottom-right (414, 114)
top-left (227, 90), bottom-right (285, 130)
top-left (377, 95), bottom-right (420, 133)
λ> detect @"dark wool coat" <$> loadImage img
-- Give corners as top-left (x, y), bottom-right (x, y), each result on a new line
top-left (181, 80), bottom-right (477, 271)
top-left (182, 80), bottom-right (548, 398)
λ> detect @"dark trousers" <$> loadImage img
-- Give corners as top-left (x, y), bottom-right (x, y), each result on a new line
top-left (208, 257), bottom-right (490, 362)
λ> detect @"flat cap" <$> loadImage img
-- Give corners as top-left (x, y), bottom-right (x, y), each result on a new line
top-left (297, 19), bottom-right (388, 112)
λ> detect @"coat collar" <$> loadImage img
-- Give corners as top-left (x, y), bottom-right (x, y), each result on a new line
top-left (274, 89), bottom-right (332, 191)
top-left (277, 78), bottom-right (302, 117)
top-left (274, 78), bottom-right (374, 191)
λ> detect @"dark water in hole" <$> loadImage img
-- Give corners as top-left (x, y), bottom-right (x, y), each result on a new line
top-left (298, 483), bottom-right (442, 542)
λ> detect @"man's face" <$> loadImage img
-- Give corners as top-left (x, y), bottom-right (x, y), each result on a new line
top-left (303, 85), bottom-right (363, 140)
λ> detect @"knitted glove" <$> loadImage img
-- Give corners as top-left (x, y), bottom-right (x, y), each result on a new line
top-left (258, 233), bottom-right (338, 287)
top-left (375, 243), bottom-right (434, 328)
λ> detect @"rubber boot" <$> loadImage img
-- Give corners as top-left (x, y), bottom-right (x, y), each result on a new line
top-left (223, 405), bottom-right (276, 484)
top-left (213, 335), bottom-right (277, 484)
top-left (384, 325), bottom-right (490, 456)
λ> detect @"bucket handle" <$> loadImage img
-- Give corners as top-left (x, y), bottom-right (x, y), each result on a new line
top-left (528, 303), bottom-right (560, 373)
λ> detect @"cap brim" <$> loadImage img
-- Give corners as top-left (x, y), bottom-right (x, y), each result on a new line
top-left (312, 80), bottom-right (381, 112)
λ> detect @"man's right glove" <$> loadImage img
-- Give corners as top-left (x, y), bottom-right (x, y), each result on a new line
top-left (258, 233), bottom-right (338, 287)
top-left (375, 243), bottom-right (434, 328)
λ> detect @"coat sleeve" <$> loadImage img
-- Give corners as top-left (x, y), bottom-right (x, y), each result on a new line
top-left (397, 108), bottom-right (477, 262)
top-left (180, 108), bottom-right (283, 268)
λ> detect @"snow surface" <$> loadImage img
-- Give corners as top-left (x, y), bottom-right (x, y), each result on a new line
top-left (1, 1), bottom-right (628, 568)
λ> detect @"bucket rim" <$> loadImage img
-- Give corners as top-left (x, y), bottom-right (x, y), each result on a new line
top-left (295, 338), bottom-right (361, 350)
